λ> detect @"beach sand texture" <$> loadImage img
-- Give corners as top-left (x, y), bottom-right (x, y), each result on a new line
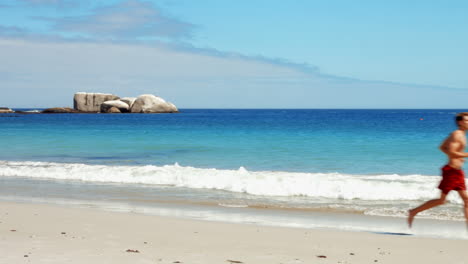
top-left (1, 202), bottom-right (468, 264)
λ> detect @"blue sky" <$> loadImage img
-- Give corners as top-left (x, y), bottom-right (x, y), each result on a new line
top-left (1, 0), bottom-right (467, 108)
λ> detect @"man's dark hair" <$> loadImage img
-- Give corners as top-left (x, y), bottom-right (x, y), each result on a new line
top-left (455, 112), bottom-right (468, 124)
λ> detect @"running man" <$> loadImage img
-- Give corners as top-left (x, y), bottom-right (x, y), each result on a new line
top-left (408, 112), bottom-right (468, 228)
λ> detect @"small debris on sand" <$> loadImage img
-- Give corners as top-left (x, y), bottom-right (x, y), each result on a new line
top-left (10, 229), bottom-right (16, 232)
top-left (226, 260), bottom-right (243, 263)
top-left (317, 255), bottom-right (327, 258)
top-left (126, 249), bottom-right (140, 253)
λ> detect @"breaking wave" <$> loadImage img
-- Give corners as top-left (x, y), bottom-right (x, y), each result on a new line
top-left (0, 160), bottom-right (451, 202)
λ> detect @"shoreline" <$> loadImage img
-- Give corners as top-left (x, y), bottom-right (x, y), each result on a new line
top-left (4, 196), bottom-right (468, 240)
top-left (1, 201), bottom-right (468, 264)
top-left (0, 170), bottom-right (466, 226)
top-left (1, 172), bottom-right (468, 240)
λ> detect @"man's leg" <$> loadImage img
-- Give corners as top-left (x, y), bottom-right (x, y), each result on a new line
top-left (457, 190), bottom-right (468, 228)
top-left (408, 192), bottom-right (447, 228)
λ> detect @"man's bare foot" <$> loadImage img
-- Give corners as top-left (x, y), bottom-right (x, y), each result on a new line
top-left (407, 210), bottom-right (416, 228)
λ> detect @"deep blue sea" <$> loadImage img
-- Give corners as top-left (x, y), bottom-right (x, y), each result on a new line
top-left (0, 109), bottom-right (457, 174)
top-left (1, 109), bottom-right (467, 231)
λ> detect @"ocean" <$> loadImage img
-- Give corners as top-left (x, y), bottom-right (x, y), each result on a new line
top-left (1, 109), bottom-right (467, 238)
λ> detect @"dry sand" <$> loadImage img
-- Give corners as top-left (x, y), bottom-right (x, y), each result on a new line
top-left (1, 201), bottom-right (468, 264)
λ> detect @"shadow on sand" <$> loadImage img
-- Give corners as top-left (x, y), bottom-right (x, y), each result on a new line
top-left (372, 232), bottom-right (412, 236)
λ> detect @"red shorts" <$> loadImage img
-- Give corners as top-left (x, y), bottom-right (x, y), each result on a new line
top-left (438, 165), bottom-right (466, 194)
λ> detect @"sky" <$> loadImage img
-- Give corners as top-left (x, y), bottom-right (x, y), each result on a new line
top-left (1, 0), bottom-right (467, 108)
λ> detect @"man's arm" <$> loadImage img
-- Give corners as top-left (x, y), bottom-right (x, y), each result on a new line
top-left (439, 135), bottom-right (451, 154)
top-left (440, 131), bottom-right (468, 158)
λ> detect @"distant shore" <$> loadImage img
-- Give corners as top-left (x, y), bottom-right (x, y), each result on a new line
top-left (0, 108), bottom-right (181, 114)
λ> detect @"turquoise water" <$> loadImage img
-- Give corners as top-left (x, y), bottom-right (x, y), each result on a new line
top-left (1, 109), bottom-right (467, 228)
top-left (0, 109), bottom-right (457, 175)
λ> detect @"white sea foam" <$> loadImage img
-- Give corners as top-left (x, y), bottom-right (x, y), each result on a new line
top-left (0, 160), bottom-right (457, 203)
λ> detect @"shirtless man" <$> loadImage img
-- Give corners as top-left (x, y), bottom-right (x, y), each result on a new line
top-left (408, 112), bottom-right (468, 228)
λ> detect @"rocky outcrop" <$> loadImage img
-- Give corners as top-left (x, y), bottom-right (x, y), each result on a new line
top-left (74, 93), bottom-right (119, 112)
top-left (71, 92), bottom-right (178, 114)
top-left (100, 100), bottom-right (129, 113)
top-left (42, 107), bottom-right (78, 113)
top-left (120, 97), bottom-right (136, 109)
top-left (0, 107), bottom-right (14, 113)
top-left (105, 106), bottom-right (121, 113)
top-left (130, 94), bottom-right (179, 113)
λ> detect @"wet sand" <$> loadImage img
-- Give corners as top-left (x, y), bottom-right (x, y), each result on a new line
top-left (1, 201), bottom-right (468, 264)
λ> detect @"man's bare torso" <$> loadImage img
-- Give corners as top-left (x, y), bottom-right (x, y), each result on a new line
top-left (441, 130), bottom-right (467, 169)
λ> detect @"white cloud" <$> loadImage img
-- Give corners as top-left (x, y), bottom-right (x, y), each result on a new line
top-left (18, 0), bottom-right (61, 3)
top-left (0, 25), bottom-right (28, 35)
top-left (36, 0), bottom-right (195, 40)
top-left (16, 0), bottom-right (78, 7)
top-left (1, 37), bottom-right (467, 109)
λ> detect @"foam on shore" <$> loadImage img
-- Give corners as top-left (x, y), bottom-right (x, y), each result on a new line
top-left (0, 160), bottom-right (451, 202)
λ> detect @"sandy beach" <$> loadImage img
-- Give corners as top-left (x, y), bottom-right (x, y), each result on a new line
top-left (1, 201), bottom-right (468, 264)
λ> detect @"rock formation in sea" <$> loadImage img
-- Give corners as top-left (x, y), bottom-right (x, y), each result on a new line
top-left (1, 92), bottom-right (178, 114)
top-left (73, 92), bottom-right (178, 114)
top-left (42, 107), bottom-right (79, 113)
top-left (0, 107), bottom-right (14, 113)
top-left (74, 93), bottom-right (120, 112)
top-left (130, 94), bottom-right (178, 113)
top-left (105, 106), bottom-right (121, 113)
top-left (120, 97), bottom-right (136, 109)
top-left (100, 100), bottom-right (129, 113)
